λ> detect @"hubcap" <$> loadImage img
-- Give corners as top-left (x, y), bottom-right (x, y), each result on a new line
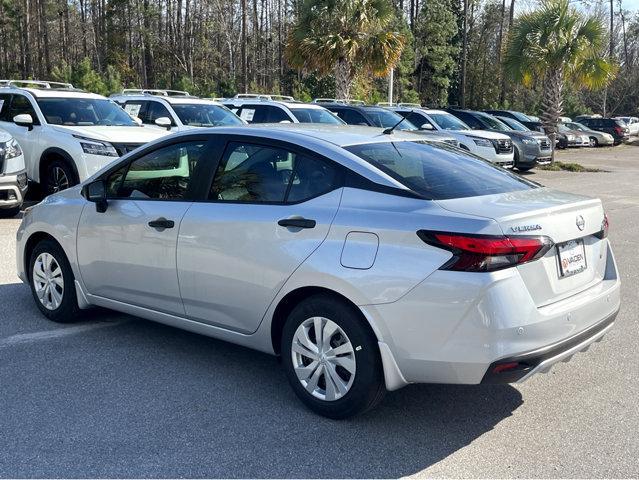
top-left (50, 166), bottom-right (70, 193)
top-left (291, 317), bottom-right (356, 401)
top-left (32, 253), bottom-right (64, 310)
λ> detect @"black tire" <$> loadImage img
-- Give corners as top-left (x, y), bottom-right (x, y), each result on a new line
top-left (281, 294), bottom-right (385, 419)
top-left (513, 146), bottom-right (521, 168)
top-left (589, 137), bottom-right (599, 147)
top-left (28, 239), bottom-right (81, 323)
top-left (44, 159), bottom-right (78, 196)
top-left (0, 206), bottom-right (21, 218)
top-left (517, 166), bottom-right (533, 172)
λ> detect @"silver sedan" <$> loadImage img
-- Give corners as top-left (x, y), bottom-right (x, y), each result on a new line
top-left (16, 125), bottom-right (620, 418)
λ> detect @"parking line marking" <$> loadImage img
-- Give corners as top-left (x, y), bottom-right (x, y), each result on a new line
top-left (0, 321), bottom-right (125, 349)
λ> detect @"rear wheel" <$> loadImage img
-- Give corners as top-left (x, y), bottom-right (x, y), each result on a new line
top-left (281, 294), bottom-right (385, 419)
top-left (44, 159), bottom-right (77, 196)
top-left (28, 239), bottom-right (81, 322)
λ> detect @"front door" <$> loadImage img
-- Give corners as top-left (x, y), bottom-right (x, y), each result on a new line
top-left (77, 138), bottom-right (211, 315)
top-left (177, 139), bottom-right (343, 333)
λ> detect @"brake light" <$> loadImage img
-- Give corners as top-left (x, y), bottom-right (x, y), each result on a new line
top-left (417, 230), bottom-right (554, 272)
top-left (614, 126), bottom-right (623, 135)
top-left (596, 213), bottom-right (609, 239)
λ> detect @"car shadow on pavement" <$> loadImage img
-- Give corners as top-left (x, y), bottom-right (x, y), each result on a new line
top-left (0, 305), bottom-right (523, 478)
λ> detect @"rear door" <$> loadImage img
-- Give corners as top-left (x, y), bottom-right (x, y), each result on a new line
top-left (177, 138), bottom-right (343, 333)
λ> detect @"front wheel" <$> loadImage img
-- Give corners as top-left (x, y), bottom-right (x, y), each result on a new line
top-left (589, 137), bottom-right (598, 147)
top-left (29, 239), bottom-right (81, 322)
top-left (44, 159), bottom-right (77, 196)
top-left (281, 294), bottom-right (385, 419)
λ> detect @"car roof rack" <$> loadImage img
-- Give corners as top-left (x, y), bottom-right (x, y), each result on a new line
top-left (120, 88), bottom-right (192, 97)
top-left (312, 98), bottom-right (366, 105)
top-left (0, 79), bottom-right (76, 90)
top-left (397, 102), bottom-right (422, 108)
top-left (232, 93), bottom-right (296, 102)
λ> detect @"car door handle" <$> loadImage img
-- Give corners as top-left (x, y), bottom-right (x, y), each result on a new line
top-left (148, 218), bottom-right (175, 229)
top-left (278, 218), bottom-right (316, 229)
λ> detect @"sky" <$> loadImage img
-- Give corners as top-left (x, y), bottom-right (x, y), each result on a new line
top-left (624, 0), bottom-right (639, 11)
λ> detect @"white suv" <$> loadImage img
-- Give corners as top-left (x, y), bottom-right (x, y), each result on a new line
top-left (390, 106), bottom-right (515, 166)
top-left (0, 80), bottom-right (170, 195)
top-left (222, 95), bottom-right (346, 125)
top-left (110, 90), bottom-right (245, 132)
top-left (0, 128), bottom-right (27, 217)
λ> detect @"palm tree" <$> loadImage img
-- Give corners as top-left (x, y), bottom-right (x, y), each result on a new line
top-left (504, 0), bottom-right (616, 145)
top-left (286, 0), bottom-right (405, 99)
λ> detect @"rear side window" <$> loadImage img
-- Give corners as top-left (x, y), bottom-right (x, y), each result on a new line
top-left (345, 141), bottom-right (535, 200)
top-left (209, 142), bottom-right (341, 203)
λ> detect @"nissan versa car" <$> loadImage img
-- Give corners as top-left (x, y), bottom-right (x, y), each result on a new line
top-left (16, 125), bottom-right (620, 419)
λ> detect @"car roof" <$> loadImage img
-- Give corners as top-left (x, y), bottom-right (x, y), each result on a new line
top-left (111, 94), bottom-right (223, 106)
top-left (1, 87), bottom-right (106, 100)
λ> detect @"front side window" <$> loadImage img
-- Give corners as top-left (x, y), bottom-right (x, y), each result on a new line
top-left (107, 141), bottom-right (207, 200)
top-left (172, 104), bottom-right (243, 127)
top-left (37, 98), bottom-right (136, 126)
top-left (476, 113), bottom-right (511, 131)
top-left (345, 141), bottom-right (535, 200)
top-left (9, 95), bottom-right (40, 124)
top-left (289, 108), bottom-right (344, 124)
top-left (365, 108), bottom-right (417, 130)
top-left (499, 117), bottom-right (529, 131)
top-left (209, 142), bottom-right (340, 203)
top-left (428, 112), bottom-right (470, 131)
top-left (263, 106), bottom-right (292, 123)
top-left (144, 101), bottom-right (174, 125)
top-left (332, 108), bottom-right (368, 125)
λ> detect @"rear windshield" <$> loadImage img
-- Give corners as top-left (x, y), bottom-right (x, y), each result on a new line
top-left (345, 141), bottom-right (536, 200)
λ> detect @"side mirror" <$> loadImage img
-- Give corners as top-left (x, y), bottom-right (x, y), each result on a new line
top-left (13, 114), bottom-right (34, 130)
top-left (420, 123), bottom-right (434, 130)
top-left (82, 180), bottom-right (108, 213)
top-left (155, 117), bottom-right (172, 130)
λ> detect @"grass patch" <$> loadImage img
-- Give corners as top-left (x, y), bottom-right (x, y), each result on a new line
top-left (539, 161), bottom-right (606, 172)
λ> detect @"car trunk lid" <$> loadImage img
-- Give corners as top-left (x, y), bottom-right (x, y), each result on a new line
top-left (436, 187), bottom-right (607, 307)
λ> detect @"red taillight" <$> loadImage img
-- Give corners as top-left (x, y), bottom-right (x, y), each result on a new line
top-left (417, 230), bottom-right (554, 272)
top-left (600, 213), bottom-right (609, 238)
top-left (614, 126), bottom-right (623, 135)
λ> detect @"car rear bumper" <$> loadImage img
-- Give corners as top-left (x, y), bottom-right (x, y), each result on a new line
top-left (361, 239), bottom-right (620, 389)
top-left (481, 308), bottom-right (617, 383)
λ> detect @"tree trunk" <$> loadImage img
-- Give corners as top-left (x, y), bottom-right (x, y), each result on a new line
top-left (241, 0), bottom-right (248, 92)
top-left (334, 58), bottom-right (352, 99)
top-left (460, 0), bottom-right (468, 107)
top-left (541, 67), bottom-right (564, 162)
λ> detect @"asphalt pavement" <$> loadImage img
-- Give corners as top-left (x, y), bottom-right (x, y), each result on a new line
top-left (0, 145), bottom-right (637, 478)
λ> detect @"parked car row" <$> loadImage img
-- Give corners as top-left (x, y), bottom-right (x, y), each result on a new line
top-left (0, 79), bottom-right (635, 218)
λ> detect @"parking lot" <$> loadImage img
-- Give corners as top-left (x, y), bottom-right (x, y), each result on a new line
top-left (1, 145), bottom-right (638, 478)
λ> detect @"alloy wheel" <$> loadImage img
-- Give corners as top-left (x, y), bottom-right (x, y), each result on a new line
top-left (32, 252), bottom-right (64, 310)
top-left (49, 166), bottom-right (70, 193)
top-left (291, 317), bottom-right (356, 401)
